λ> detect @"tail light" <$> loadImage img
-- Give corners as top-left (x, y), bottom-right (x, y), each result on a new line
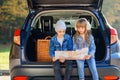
top-left (104, 75), bottom-right (119, 80)
top-left (14, 29), bottom-right (20, 45)
top-left (110, 28), bottom-right (118, 44)
top-left (13, 76), bottom-right (28, 80)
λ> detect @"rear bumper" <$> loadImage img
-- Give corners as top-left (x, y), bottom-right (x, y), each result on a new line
top-left (10, 65), bottom-right (120, 80)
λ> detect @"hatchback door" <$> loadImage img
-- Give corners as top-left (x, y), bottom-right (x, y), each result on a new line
top-left (27, 0), bottom-right (103, 11)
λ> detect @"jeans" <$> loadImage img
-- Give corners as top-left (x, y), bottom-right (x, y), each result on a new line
top-left (76, 58), bottom-right (99, 80)
top-left (53, 60), bottom-right (72, 80)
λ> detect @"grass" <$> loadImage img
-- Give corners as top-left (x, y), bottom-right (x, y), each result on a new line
top-left (0, 52), bottom-right (9, 70)
top-left (0, 48), bottom-right (10, 53)
top-left (0, 44), bottom-right (10, 70)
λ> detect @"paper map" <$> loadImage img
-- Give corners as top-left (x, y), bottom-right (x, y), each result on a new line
top-left (55, 47), bottom-right (88, 60)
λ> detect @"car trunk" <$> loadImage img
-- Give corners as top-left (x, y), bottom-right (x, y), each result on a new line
top-left (25, 30), bottom-right (106, 62)
top-left (24, 10), bottom-right (106, 63)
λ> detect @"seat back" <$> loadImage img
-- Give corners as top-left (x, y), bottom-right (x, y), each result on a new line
top-left (40, 16), bottom-right (53, 32)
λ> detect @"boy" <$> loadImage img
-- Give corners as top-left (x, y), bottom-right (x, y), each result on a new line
top-left (49, 20), bottom-right (73, 80)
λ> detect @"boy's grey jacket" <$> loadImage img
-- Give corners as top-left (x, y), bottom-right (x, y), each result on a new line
top-left (49, 34), bottom-right (73, 58)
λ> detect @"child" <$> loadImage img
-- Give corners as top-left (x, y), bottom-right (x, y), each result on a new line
top-left (73, 18), bottom-right (99, 80)
top-left (49, 20), bottom-right (73, 80)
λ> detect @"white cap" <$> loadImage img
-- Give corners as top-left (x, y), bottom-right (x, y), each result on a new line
top-left (55, 20), bottom-right (66, 32)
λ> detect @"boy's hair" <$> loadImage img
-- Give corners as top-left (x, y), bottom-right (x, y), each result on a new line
top-left (74, 18), bottom-right (91, 45)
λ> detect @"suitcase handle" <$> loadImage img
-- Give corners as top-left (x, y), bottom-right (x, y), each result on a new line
top-left (45, 36), bottom-right (51, 40)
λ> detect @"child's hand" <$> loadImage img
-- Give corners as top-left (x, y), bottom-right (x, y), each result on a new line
top-left (59, 56), bottom-right (65, 63)
top-left (52, 57), bottom-right (57, 62)
top-left (83, 56), bottom-right (86, 60)
top-left (85, 55), bottom-right (92, 60)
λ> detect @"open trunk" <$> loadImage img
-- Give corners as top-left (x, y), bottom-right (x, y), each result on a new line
top-left (27, 0), bottom-right (103, 11)
top-left (25, 10), bottom-right (106, 62)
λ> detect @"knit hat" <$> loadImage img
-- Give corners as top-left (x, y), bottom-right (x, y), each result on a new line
top-left (55, 20), bottom-right (66, 32)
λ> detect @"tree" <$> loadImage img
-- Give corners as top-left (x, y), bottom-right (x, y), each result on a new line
top-left (0, 0), bottom-right (28, 43)
top-left (0, 0), bottom-right (28, 28)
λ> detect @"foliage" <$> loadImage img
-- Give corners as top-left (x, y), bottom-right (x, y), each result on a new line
top-left (0, 0), bottom-right (28, 43)
top-left (0, 0), bottom-right (28, 28)
top-left (102, 0), bottom-right (120, 38)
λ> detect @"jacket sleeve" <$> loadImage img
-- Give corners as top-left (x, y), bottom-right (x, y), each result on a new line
top-left (88, 35), bottom-right (96, 58)
top-left (49, 39), bottom-right (55, 58)
top-left (68, 36), bottom-right (73, 51)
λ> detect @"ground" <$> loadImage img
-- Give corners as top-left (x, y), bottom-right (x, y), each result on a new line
top-left (0, 76), bottom-right (10, 80)
top-left (0, 43), bottom-right (10, 80)
top-left (0, 43), bottom-right (10, 70)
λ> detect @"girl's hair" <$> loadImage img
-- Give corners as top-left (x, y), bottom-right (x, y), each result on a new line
top-left (74, 18), bottom-right (91, 44)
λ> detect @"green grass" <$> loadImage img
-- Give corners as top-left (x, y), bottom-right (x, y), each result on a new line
top-left (0, 44), bottom-right (10, 70)
top-left (0, 52), bottom-right (9, 70)
top-left (0, 47), bottom-right (10, 52)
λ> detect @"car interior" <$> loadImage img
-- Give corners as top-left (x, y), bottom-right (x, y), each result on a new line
top-left (25, 11), bottom-right (106, 63)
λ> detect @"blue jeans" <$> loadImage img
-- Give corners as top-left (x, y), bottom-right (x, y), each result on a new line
top-left (76, 58), bottom-right (99, 80)
top-left (53, 60), bottom-right (72, 80)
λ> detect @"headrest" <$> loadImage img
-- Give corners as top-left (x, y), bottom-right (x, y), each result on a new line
top-left (79, 15), bottom-right (92, 23)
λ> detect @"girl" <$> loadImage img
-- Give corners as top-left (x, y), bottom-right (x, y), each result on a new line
top-left (73, 18), bottom-right (99, 80)
top-left (49, 20), bottom-right (73, 80)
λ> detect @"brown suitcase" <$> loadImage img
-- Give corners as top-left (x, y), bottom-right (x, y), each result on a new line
top-left (37, 36), bottom-right (52, 62)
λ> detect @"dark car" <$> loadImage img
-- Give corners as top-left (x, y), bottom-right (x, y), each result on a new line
top-left (10, 0), bottom-right (120, 80)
